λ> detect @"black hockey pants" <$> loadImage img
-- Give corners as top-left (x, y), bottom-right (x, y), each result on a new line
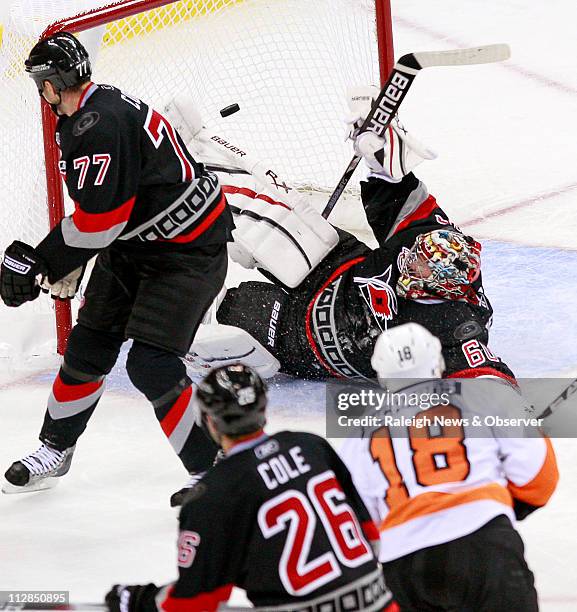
top-left (39, 243), bottom-right (226, 472)
top-left (382, 515), bottom-right (538, 611)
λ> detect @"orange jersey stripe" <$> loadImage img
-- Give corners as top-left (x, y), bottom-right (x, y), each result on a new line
top-left (380, 482), bottom-right (513, 531)
top-left (508, 437), bottom-right (559, 507)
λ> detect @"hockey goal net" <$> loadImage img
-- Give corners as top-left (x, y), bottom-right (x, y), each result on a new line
top-left (0, 0), bottom-right (393, 357)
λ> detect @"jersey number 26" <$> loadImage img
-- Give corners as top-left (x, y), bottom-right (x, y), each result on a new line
top-left (257, 470), bottom-right (373, 597)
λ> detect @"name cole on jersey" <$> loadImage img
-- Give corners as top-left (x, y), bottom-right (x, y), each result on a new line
top-left (157, 431), bottom-right (393, 611)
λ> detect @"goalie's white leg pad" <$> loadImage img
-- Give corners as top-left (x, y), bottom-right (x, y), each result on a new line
top-left (201, 286), bottom-right (228, 324)
top-left (161, 95), bottom-right (203, 145)
top-left (231, 195), bottom-right (339, 287)
top-left (186, 324), bottom-right (280, 379)
top-left (162, 96), bottom-right (237, 169)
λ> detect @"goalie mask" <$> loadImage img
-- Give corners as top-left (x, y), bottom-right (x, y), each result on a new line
top-left (196, 364), bottom-right (267, 437)
top-left (397, 230), bottom-right (482, 304)
top-left (25, 32), bottom-right (91, 97)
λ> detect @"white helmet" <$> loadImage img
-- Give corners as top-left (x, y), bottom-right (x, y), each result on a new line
top-left (371, 323), bottom-right (445, 385)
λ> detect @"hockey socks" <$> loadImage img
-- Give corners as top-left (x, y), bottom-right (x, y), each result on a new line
top-left (40, 367), bottom-right (105, 450)
top-left (153, 380), bottom-right (219, 472)
top-left (126, 341), bottom-right (219, 472)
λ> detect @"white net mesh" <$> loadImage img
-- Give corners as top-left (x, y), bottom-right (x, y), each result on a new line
top-left (0, 0), bottom-right (382, 248)
top-left (0, 0), bottom-right (384, 358)
top-left (0, 1), bottom-right (104, 248)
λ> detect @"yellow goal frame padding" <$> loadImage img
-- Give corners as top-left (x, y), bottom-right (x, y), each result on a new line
top-left (0, 0), bottom-right (245, 50)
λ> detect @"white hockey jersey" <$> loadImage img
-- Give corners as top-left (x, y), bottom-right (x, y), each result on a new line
top-left (339, 378), bottom-right (558, 562)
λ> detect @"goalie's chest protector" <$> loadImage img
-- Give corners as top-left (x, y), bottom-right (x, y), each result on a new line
top-left (56, 84), bottom-right (231, 248)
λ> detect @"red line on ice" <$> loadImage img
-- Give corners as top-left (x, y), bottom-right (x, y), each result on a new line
top-left (459, 180), bottom-right (577, 227)
top-left (395, 16), bottom-right (577, 96)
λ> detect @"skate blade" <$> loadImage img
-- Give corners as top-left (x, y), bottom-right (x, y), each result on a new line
top-left (2, 477), bottom-right (60, 494)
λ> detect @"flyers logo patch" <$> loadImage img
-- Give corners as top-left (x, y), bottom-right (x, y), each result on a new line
top-left (354, 265), bottom-right (398, 330)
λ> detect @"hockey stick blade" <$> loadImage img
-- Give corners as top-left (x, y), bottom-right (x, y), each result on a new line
top-left (321, 43), bottom-right (511, 219)
top-left (537, 377), bottom-right (577, 420)
top-left (413, 44), bottom-right (510, 68)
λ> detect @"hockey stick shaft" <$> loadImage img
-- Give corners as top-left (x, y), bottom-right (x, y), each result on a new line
top-left (537, 378), bottom-right (577, 419)
top-left (2, 604), bottom-right (251, 611)
top-left (0, 605), bottom-right (105, 611)
top-left (321, 43), bottom-right (511, 219)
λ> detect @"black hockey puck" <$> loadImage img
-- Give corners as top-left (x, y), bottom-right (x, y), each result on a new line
top-left (220, 103), bottom-right (240, 117)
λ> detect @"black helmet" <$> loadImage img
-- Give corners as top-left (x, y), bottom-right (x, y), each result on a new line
top-left (25, 32), bottom-right (91, 95)
top-left (197, 364), bottom-right (267, 436)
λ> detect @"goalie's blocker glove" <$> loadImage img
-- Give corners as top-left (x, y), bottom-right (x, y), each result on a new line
top-left (0, 241), bottom-right (48, 307)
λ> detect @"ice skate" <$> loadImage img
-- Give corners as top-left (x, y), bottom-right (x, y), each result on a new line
top-left (170, 471), bottom-right (206, 507)
top-left (2, 443), bottom-right (75, 494)
top-left (170, 450), bottom-right (225, 507)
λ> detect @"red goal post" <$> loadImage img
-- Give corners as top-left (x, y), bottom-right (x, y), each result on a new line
top-left (35, 0), bottom-right (394, 354)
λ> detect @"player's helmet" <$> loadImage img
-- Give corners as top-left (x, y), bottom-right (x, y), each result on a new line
top-left (196, 364), bottom-right (268, 436)
top-left (25, 32), bottom-right (91, 95)
top-left (371, 323), bottom-right (445, 384)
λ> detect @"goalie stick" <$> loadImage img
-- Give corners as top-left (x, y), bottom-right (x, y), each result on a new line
top-left (321, 43), bottom-right (511, 219)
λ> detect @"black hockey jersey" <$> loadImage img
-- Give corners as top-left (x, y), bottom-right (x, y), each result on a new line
top-left (263, 174), bottom-right (514, 382)
top-left (145, 431), bottom-right (392, 611)
top-left (36, 83), bottom-right (233, 282)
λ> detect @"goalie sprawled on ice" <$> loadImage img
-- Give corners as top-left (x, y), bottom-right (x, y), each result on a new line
top-left (167, 90), bottom-right (514, 382)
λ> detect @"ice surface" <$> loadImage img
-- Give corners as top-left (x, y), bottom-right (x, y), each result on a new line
top-left (2, 0), bottom-right (577, 609)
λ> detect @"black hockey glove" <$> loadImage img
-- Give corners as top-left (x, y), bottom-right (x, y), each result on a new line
top-left (513, 498), bottom-right (539, 521)
top-left (105, 584), bottom-right (159, 612)
top-left (0, 241), bottom-right (48, 307)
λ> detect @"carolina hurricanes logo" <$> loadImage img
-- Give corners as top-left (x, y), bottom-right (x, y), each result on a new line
top-left (354, 265), bottom-right (398, 330)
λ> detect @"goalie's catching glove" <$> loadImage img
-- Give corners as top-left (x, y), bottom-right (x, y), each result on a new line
top-left (345, 85), bottom-right (437, 182)
top-left (345, 85), bottom-right (381, 141)
top-left (41, 265), bottom-right (85, 300)
top-left (0, 241), bottom-right (48, 307)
